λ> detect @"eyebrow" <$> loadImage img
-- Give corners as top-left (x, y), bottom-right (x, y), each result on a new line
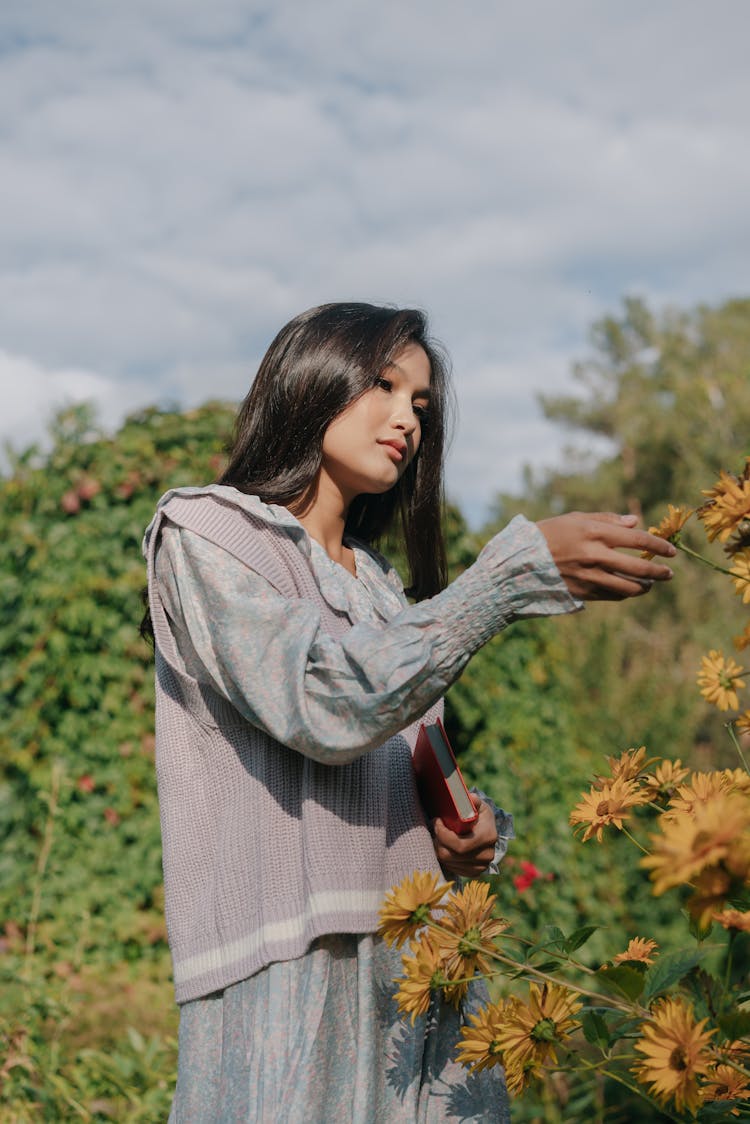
top-left (384, 361), bottom-right (432, 398)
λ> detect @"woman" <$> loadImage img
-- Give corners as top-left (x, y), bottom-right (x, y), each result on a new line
top-left (143, 303), bottom-right (674, 1122)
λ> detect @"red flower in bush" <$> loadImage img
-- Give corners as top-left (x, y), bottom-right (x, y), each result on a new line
top-left (76, 476), bottom-right (101, 502)
top-left (77, 774), bottom-right (95, 794)
top-left (513, 861), bottom-right (543, 892)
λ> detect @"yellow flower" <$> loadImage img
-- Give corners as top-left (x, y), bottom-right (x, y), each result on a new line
top-left (736, 711), bottom-right (750, 736)
top-left (698, 466), bottom-right (750, 542)
top-left (719, 767), bottom-right (750, 795)
top-left (456, 989), bottom-right (579, 1096)
top-left (697, 650), bottom-right (746, 711)
top-left (718, 1039), bottom-right (750, 1067)
top-left (734, 624), bottom-right (750, 652)
top-left (493, 982), bottom-right (582, 1070)
top-left (713, 908), bottom-right (750, 932)
top-left (730, 550), bottom-right (750, 604)
top-left (455, 998), bottom-right (515, 1074)
top-left (641, 759), bottom-right (690, 802)
top-left (687, 865), bottom-right (733, 929)
top-left (701, 1063), bottom-right (750, 1116)
top-left (502, 1053), bottom-right (543, 1098)
top-left (377, 871), bottom-right (450, 948)
top-left (394, 932), bottom-right (448, 1023)
top-left (668, 769), bottom-right (741, 815)
top-left (594, 745), bottom-right (648, 789)
top-left (642, 790), bottom-right (750, 895)
top-left (570, 776), bottom-right (650, 842)
top-left (612, 937), bottom-right (659, 966)
top-left (642, 504), bottom-right (694, 557)
top-left (435, 880), bottom-right (509, 979)
top-left (633, 997), bottom-right (715, 1115)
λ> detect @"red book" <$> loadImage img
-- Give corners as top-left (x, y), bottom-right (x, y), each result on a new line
top-left (413, 719), bottom-right (479, 835)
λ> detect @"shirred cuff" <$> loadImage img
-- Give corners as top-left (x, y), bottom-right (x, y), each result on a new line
top-left (424, 515), bottom-right (582, 662)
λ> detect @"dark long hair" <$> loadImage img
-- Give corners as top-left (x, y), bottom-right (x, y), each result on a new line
top-left (219, 302), bottom-right (453, 599)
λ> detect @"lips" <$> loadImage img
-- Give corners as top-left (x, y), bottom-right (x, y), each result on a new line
top-left (379, 440), bottom-right (407, 462)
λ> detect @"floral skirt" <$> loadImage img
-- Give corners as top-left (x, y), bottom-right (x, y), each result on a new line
top-left (169, 933), bottom-right (510, 1123)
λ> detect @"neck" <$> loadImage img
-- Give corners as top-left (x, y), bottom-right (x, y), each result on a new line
top-left (290, 475), bottom-right (355, 572)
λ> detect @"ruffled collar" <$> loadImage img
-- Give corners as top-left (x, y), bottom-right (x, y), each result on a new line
top-left (146, 484), bottom-right (407, 623)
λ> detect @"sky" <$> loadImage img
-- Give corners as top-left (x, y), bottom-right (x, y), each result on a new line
top-left (2, 1), bottom-right (749, 526)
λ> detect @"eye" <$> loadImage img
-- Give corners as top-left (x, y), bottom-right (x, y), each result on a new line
top-left (413, 403), bottom-right (430, 422)
top-left (376, 376), bottom-right (392, 392)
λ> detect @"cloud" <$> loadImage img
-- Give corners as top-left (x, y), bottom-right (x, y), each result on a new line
top-left (0, 350), bottom-right (156, 462)
top-left (1, 0), bottom-right (748, 522)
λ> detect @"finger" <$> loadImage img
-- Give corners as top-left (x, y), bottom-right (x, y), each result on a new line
top-left (612, 556), bottom-right (673, 581)
top-left (434, 841), bottom-right (497, 864)
top-left (569, 513), bottom-right (677, 559)
top-left (589, 523), bottom-right (677, 559)
top-left (579, 570), bottom-right (664, 600)
top-left (433, 817), bottom-right (480, 854)
top-left (434, 807), bottom-right (497, 851)
top-left (581, 511), bottom-right (638, 527)
top-left (435, 850), bottom-right (496, 877)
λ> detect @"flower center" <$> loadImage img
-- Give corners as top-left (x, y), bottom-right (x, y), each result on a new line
top-left (429, 970), bottom-right (448, 992)
top-left (458, 926), bottom-right (482, 955)
top-left (410, 904), bottom-right (431, 926)
top-left (530, 1017), bottom-right (557, 1044)
top-left (669, 1046), bottom-right (688, 1072)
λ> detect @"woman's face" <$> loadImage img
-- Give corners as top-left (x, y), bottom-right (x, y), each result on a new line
top-left (319, 342), bottom-right (432, 507)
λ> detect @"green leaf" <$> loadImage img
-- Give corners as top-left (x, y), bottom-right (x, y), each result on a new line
top-left (682, 968), bottom-right (724, 1022)
top-left (718, 1010), bottom-right (750, 1040)
top-left (563, 925), bottom-right (599, 953)
top-left (642, 948), bottom-right (706, 1004)
top-left (596, 965), bottom-right (645, 1002)
top-left (541, 925), bottom-right (566, 949)
top-left (529, 960), bottom-right (566, 974)
top-left (581, 1010), bottom-right (611, 1050)
top-left (700, 1102), bottom-right (747, 1122)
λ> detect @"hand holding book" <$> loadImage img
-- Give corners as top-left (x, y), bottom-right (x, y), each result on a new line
top-left (413, 719), bottom-right (479, 834)
top-left (413, 719), bottom-right (500, 876)
top-left (432, 799), bottom-right (500, 878)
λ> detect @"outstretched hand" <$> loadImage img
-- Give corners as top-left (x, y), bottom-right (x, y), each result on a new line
top-left (537, 512), bottom-right (676, 601)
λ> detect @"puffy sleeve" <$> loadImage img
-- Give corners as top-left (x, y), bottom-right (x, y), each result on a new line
top-left (154, 515), bottom-right (580, 765)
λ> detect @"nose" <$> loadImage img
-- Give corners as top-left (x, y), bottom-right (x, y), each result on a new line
top-left (391, 399), bottom-right (418, 435)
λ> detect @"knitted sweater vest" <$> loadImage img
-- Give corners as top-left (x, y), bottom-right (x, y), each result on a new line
top-left (145, 491), bottom-right (443, 1003)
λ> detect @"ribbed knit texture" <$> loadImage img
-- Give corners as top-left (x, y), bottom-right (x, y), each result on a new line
top-left (145, 491), bottom-right (443, 1003)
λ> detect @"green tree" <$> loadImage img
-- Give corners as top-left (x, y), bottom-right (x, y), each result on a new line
top-left (507, 295), bottom-right (750, 521)
top-left (489, 296), bottom-right (750, 763)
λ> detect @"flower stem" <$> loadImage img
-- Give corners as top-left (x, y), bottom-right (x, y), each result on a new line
top-left (725, 928), bottom-right (737, 992)
top-left (491, 930), bottom-right (601, 978)
top-left (674, 539), bottom-right (742, 579)
top-left (727, 721), bottom-right (750, 774)
top-left (621, 826), bottom-right (649, 855)
top-left (424, 919), bottom-right (634, 1013)
top-left (596, 1068), bottom-right (685, 1124)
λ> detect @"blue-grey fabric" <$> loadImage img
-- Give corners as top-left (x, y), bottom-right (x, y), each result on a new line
top-left (169, 934), bottom-right (511, 1124)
